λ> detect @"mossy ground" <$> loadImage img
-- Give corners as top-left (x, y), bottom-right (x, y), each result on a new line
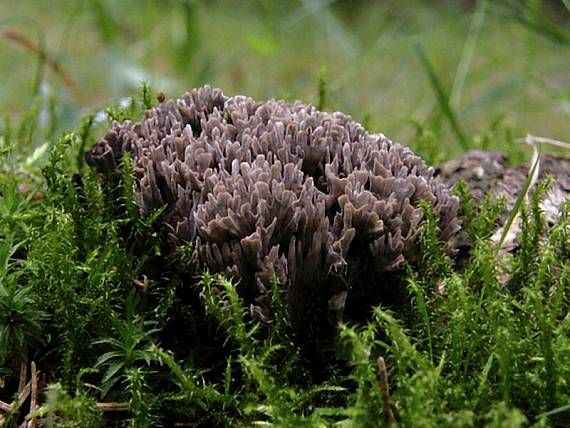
top-left (1, 1), bottom-right (569, 426)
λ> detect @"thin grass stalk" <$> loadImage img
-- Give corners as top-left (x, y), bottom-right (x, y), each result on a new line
top-left (317, 65), bottom-right (327, 111)
top-left (408, 277), bottom-right (433, 363)
top-left (75, 114), bottom-right (95, 172)
top-left (496, 142), bottom-right (541, 253)
top-left (472, 354), bottom-right (494, 409)
top-left (0, 17), bottom-right (46, 98)
top-left (415, 45), bottom-right (469, 151)
top-left (88, 0), bottom-right (120, 44)
top-left (1, 26), bottom-right (83, 104)
top-left (450, 0), bottom-right (488, 107)
top-left (538, 404), bottom-right (570, 420)
top-left (489, 1), bottom-right (570, 45)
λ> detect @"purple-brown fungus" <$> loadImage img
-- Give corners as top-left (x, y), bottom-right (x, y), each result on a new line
top-left (87, 86), bottom-right (461, 330)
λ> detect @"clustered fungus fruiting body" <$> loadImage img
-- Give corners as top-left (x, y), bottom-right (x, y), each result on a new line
top-left (87, 86), bottom-right (462, 332)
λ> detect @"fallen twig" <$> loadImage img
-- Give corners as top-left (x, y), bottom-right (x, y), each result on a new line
top-left (18, 362), bottom-right (27, 395)
top-left (11, 381), bottom-right (32, 415)
top-left (0, 363), bottom-right (39, 426)
top-left (377, 356), bottom-right (397, 424)
top-left (27, 362), bottom-right (38, 428)
top-left (96, 402), bottom-right (130, 412)
top-left (0, 400), bottom-right (11, 412)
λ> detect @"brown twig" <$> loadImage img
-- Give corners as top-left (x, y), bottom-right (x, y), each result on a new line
top-left (0, 399), bottom-right (11, 412)
top-left (10, 380), bottom-right (32, 415)
top-left (0, 363), bottom-right (39, 426)
top-left (377, 356), bottom-right (397, 425)
top-left (96, 402), bottom-right (130, 412)
top-left (2, 29), bottom-right (84, 105)
top-left (18, 361), bottom-right (28, 394)
top-left (27, 362), bottom-right (38, 428)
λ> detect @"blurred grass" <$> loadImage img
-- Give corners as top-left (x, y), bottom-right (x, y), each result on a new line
top-left (0, 0), bottom-right (568, 159)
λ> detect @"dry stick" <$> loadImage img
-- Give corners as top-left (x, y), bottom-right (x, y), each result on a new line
top-left (377, 357), bottom-right (396, 425)
top-left (0, 381), bottom-right (33, 422)
top-left (18, 361), bottom-right (28, 394)
top-left (0, 399), bottom-right (11, 412)
top-left (515, 134), bottom-right (570, 151)
top-left (96, 402), bottom-right (130, 412)
top-left (2, 29), bottom-right (84, 106)
top-left (27, 362), bottom-right (38, 428)
top-left (11, 381), bottom-right (32, 415)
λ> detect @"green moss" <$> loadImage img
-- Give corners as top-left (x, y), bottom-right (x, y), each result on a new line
top-left (1, 2), bottom-right (570, 421)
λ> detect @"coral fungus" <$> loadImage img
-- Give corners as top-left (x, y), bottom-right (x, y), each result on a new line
top-left (87, 86), bottom-right (461, 330)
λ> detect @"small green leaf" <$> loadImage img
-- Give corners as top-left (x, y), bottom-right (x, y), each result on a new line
top-left (101, 361), bottom-right (124, 385)
top-left (94, 351), bottom-right (122, 367)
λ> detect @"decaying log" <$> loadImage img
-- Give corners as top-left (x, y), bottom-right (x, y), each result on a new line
top-left (437, 150), bottom-right (570, 251)
top-left (437, 151), bottom-right (570, 217)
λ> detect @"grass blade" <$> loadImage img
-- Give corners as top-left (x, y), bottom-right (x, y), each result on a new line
top-left (415, 44), bottom-right (469, 151)
top-left (537, 403), bottom-right (570, 420)
top-left (89, 0), bottom-right (120, 45)
top-left (317, 65), bottom-right (327, 111)
top-left (1, 28), bottom-right (83, 105)
top-left (408, 276), bottom-right (433, 363)
top-left (490, 2), bottom-right (570, 45)
top-left (495, 142), bottom-right (541, 253)
top-left (450, 0), bottom-right (488, 107)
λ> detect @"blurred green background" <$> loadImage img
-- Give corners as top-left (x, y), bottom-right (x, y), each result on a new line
top-left (0, 0), bottom-right (568, 161)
